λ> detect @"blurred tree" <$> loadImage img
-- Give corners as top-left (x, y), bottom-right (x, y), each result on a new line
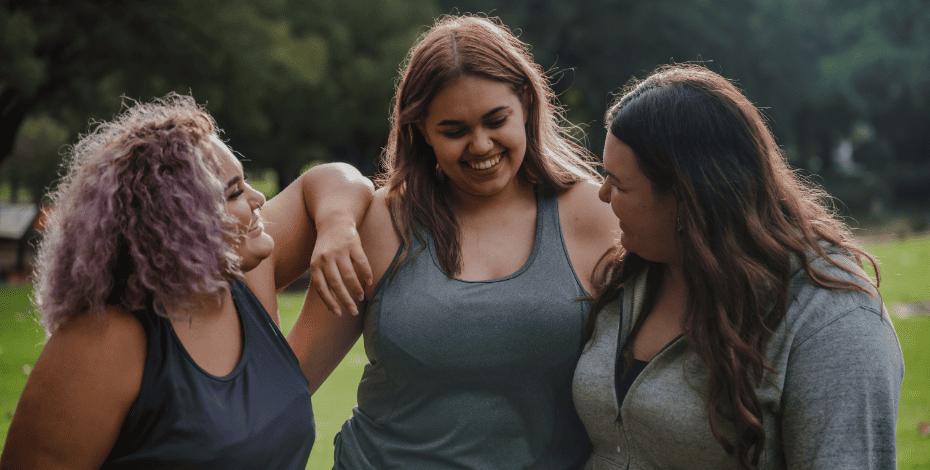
top-left (436, 0), bottom-right (798, 160)
top-left (0, 0), bottom-right (296, 169)
top-left (814, 0), bottom-right (930, 204)
top-left (1, 0), bottom-right (440, 193)
top-left (437, 0), bottom-right (930, 212)
top-left (0, 114), bottom-right (68, 204)
top-left (3, 0), bottom-right (926, 207)
top-left (222, 0), bottom-right (440, 187)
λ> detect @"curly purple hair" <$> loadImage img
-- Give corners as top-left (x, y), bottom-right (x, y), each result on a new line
top-left (33, 93), bottom-right (242, 334)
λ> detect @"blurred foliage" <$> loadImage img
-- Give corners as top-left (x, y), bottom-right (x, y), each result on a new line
top-left (0, 0), bottom-right (928, 218)
top-left (0, 0), bottom-right (439, 193)
top-left (439, 0), bottom-right (930, 217)
top-left (0, 114), bottom-right (67, 203)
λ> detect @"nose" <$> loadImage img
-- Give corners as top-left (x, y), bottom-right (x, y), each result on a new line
top-left (598, 180), bottom-right (610, 203)
top-left (468, 130), bottom-right (494, 155)
top-left (248, 185), bottom-right (266, 210)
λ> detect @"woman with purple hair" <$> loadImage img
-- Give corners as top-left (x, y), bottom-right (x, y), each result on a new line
top-left (0, 94), bottom-right (373, 469)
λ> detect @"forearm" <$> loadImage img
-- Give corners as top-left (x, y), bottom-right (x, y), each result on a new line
top-left (301, 163), bottom-right (374, 232)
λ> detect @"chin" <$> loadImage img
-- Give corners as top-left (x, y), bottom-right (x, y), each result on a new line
top-left (239, 237), bottom-right (275, 273)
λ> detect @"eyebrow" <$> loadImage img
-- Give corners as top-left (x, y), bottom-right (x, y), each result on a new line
top-left (225, 176), bottom-right (241, 190)
top-left (604, 170), bottom-right (623, 184)
top-left (437, 106), bottom-right (510, 126)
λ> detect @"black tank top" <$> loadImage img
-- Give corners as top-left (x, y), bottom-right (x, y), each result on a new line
top-left (101, 279), bottom-right (315, 469)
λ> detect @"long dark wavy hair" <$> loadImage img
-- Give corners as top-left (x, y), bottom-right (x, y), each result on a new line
top-left (582, 64), bottom-right (880, 469)
top-left (379, 14), bottom-right (600, 277)
top-left (34, 94), bottom-right (241, 334)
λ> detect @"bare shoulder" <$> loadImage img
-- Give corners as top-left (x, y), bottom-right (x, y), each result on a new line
top-left (558, 179), bottom-right (619, 241)
top-left (557, 179), bottom-right (620, 291)
top-left (1, 307), bottom-right (146, 468)
top-left (42, 306), bottom-right (147, 398)
top-left (359, 188), bottom-right (401, 295)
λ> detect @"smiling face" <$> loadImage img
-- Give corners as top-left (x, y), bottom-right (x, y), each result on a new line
top-left (211, 136), bottom-right (274, 272)
top-left (419, 75), bottom-right (528, 202)
top-left (599, 134), bottom-right (679, 265)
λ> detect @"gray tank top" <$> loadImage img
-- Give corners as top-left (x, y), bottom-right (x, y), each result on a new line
top-left (334, 187), bottom-right (593, 469)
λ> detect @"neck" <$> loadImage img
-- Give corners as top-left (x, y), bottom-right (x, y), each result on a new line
top-left (661, 262), bottom-right (689, 304)
top-left (449, 177), bottom-right (535, 218)
top-left (168, 288), bottom-right (230, 322)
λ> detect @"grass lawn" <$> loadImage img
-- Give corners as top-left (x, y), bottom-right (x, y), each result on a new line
top-left (0, 235), bottom-right (928, 467)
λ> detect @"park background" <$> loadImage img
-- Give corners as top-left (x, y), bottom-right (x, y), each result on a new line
top-left (0, 0), bottom-right (928, 468)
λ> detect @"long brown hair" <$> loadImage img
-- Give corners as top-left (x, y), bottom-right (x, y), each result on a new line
top-left (583, 64), bottom-right (880, 469)
top-left (378, 14), bottom-right (599, 278)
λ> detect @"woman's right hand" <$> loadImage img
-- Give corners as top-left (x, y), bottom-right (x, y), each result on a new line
top-left (309, 215), bottom-right (373, 316)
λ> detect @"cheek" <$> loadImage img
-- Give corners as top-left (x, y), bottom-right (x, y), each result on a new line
top-left (608, 190), bottom-right (626, 218)
top-left (509, 125), bottom-right (528, 153)
top-left (226, 202), bottom-right (251, 231)
top-left (432, 139), bottom-right (463, 164)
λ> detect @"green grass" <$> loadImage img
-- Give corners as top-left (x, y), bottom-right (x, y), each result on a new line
top-left (1, 235), bottom-right (928, 467)
top-left (893, 315), bottom-right (930, 469)
top-left (0, 284), bottom-right (46, 450)
top-left (864, 235), bottom-right (930, 305)
top-left (278, 292), bottom-right (365, 470)
top-left (862, 235), bottom-right (930, 469)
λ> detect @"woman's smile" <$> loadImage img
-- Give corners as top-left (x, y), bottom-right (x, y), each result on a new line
top-left (463, 153), bottom-right (504, 171)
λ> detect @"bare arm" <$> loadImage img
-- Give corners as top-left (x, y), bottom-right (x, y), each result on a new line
top-left (0, 308), bottom-right (146, 469)
top-left (286, 285), bottom-right (365, 394)
top-left (245, 162), bottom-right (374, 322)
top-left (287, 188), bottom-right (401, 392)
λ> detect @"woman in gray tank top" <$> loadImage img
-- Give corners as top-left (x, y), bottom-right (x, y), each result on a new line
top-left (286, 15), bottom-right (619, 469)
top-left (1, 94), bottom-right (374, 468)
top-left (572, 64), bottom-right (903, 469)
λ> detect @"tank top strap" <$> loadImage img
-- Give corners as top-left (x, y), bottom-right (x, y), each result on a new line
top-left (535, 184), bottom-right (561, 248)
top-left (229, 279), bottom-right (305, 378)
top-left (534, 184), bottom-right (588, 296)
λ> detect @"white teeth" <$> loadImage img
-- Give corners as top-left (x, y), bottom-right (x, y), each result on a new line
top-left (467, 154), bottom-right (502, 170)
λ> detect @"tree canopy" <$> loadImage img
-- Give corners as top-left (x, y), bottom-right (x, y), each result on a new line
top-left (2, 0), bottom-right (927, 215)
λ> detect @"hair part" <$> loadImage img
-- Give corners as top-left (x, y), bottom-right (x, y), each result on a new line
top-left (378, 14), bottom-right (600, 278)
top-left (584, 64), bottom-right (880, 469)
top-left (33, 93), bottom-right (242, 334)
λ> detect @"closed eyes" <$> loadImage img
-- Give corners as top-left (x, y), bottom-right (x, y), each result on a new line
top-left (440, 116), bottom-right (508, 138)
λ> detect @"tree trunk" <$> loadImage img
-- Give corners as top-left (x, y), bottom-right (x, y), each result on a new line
top-left (0, 89), bottom-right (32, 170)
top-left (275, 161), bottom-right (297, 197)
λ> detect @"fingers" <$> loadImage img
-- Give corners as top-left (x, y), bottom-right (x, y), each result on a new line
top-left (308, 224), bottom-right (373, 316)
top-left (315, 260), bottom-right (359, 316)
top-left (334, 255), bottom-right (365, 307)
top-left (310, 264), bottom-right (344, 316)
top-left (351, 244), bottom-right (374, 289)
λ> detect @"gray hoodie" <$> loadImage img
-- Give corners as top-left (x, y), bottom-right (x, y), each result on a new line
top-left (573, 252), bottom-right (904, 469)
